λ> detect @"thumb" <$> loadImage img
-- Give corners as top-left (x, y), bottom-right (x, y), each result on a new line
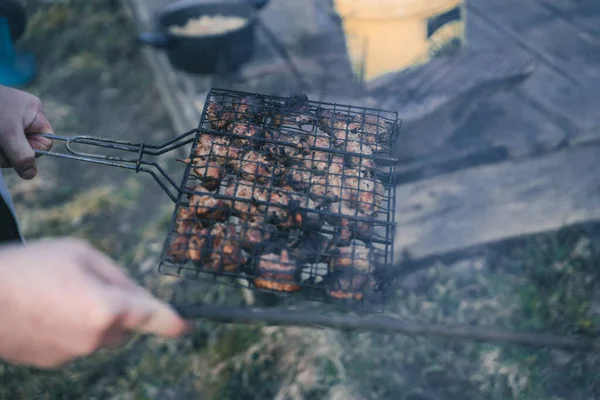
top-left (25, 110), bottom-right (54, 152)
top-left (105, 287), bottom-right (192, 339)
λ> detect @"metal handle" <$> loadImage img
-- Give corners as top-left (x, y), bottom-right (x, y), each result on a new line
top-left (32, 130), bottom-right (200, 202)
top-left (172, 303), bottom-right (600, 353)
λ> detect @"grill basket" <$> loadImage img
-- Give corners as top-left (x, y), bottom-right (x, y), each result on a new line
top-left (159, 89), bottom-right (400, 308)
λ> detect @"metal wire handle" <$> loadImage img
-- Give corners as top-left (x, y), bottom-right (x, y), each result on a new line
top-left (31, 129), bottom-right (201, 202)
top-left (171, 303), bottom-right (600, 353)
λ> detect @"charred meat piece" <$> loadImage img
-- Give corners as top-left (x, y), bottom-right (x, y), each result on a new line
top-left (329, 245), bottom-right (373, 273)
top-left (310, 174), bottom-right (342, 200)
top-left (328, 271), bottom-right (372, 301)
top-left (187, 223), bottom-right (247, 272)
top-left (193, 135), bottom-right (243, 169)
top-left (277, 168), bottom-right (313, 191)
top-left (291, 233), bottom-right (331, 264)
top-left (240, 151), bottom-right (273, 184)
top-left (239, 217), bottom-right (277, 253)
top-left (272, 94), bottom-right (314, 127)
top-left (232, 95), bottom-right (265, 124)
top-left (352, 113), bottom-right (391, 144)
top-left (317, 108), bottom-right (351, 133)
top-left (327, 201), bottom-right (374, 243)
top-left (188, 186), bottom-right (229, 222)
top-left (254, 250), bottom-right (301, 292)
top-left (228, 122), bottom-right (262, 146)
top-left (264, 129), bottom-right (309, 162)
top-left (168, 235), bottom-right (189, 263)
top-left (178, 158), bottom-right (225, 191)
top-left (341, 173), bottom-right (385, 215)
top-left (288, 192), bottom-right (321, 229)
top-left (175, 207), bottom-right (203, 234)
top-left (304, 132), bottom-right (331, 149)
top-left (223, 180), bottom-right (261, 217)
top-left (206, 102), bottom-right (235, 130)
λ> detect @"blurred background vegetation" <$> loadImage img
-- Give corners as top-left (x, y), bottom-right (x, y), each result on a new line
top-left (2, 1), bottom-right (600, 399)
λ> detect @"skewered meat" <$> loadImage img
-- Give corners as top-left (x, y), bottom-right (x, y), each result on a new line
top-left (330, 245), bottom-right (373, 273)
top-left (206, 102), bottom-right (235, 130)
top-left (232, 95), bottom-right (265, 124)
top-left (178, 158), bottom-right (225, 191)
top-left (240, 151), bottom-right (273, 183)
top-left (228, 122), bottom-right (262, 146)
top-left (189, 186), bottom-right (229, 222)
top-left (254, 250), bottom-right (300, 292)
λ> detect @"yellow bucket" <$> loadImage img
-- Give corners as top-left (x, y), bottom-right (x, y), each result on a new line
top-left (334, 0), bottom-right (466, 82)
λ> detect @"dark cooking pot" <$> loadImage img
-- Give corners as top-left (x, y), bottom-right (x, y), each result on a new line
top-left (138, 0), bottom-right (258, 75)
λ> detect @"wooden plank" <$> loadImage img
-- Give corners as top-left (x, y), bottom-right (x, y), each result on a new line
top-left (393, 142), bottom-right (600, 263)
top-left (534, 0), bottom-right (600, 37)
top-left (468, 0), bottom-right (600, 91)
top-left (466, 8), bottom-right (600, 133)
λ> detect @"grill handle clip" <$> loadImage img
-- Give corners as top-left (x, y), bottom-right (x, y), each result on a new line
top-left (30, 130), bottom-right (200, 202)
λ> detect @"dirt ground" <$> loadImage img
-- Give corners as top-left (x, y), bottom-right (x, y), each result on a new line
top-left (3, 1), bottom-right (600, 399)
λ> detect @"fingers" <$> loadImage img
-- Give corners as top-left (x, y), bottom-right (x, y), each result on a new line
top-left (102, 286), bottom-right (193, 339)
top-left (0, 92), bottom-right (46, 179)
top-left (79, 243), bottom-right (139, 290)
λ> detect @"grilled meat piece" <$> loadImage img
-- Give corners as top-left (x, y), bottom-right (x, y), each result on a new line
top-left (352, 113), bottom-right (391, 145)
top-left (327, 201), bottom-right (374, 243)
top-left (228, 122), bottom-right (262, 146)
top-left (341, 172), bottom-right (385, 215)
top-left (272, 94), bottom-right (314, 128)
top-left (168, 235), bottom-right (189, 263)
top-left (175, 207), bottom-right (203, 234)
top-left (328, 271), bottom-right (372, 301)
top-left (206, 102), bottom-right (235, 130)
top-left (193, 135), bottom-right (243, 169)
top-left (310, 174), bottom-right (342, 200)
top-left (187, 223), bottom-right (247, 272)
top-left (317, 108), bottom-right (351, 132)
top-left (254, 250), bottom-right (301, 292)
top-left (232, 95), bottom-right (265, 124)
top-left (330, 245), bottom-right (373, 273)
top-left (189, 186), bottom-right (229, 222)
top-left (240, 151), bottom-right (273, 184)
top-left (277, 168), bottom-right (313, 191)
top-left (239, 216), bottom-right (277, 252)
top-left (223, 180), bottom-right (261, 217)
top-left (291, 233), bottom-right (331, 264)
top-left (178, 158), bottom-right (225, 191)
top-left (264, 129), bottom-right (309, 162)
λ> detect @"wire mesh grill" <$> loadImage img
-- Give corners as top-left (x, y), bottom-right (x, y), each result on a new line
top-left (159, 88), bottom-right (400, 308)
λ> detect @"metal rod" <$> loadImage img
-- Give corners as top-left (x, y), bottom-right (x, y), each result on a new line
top-left (172, 304), bottom-right (600, 353)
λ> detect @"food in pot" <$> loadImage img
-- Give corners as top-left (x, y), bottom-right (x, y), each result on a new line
top-left (168, 15), bottom-right (248, 37)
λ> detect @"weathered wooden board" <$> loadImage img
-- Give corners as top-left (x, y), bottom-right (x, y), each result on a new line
top-left (393, 142), bottom-right (600, 263)
top-left (534, 0), bottom-right (600, 37)
top-left (470, 0), bottom-right (600, 88)
top-left (466, 5), bottom-right (600, 134)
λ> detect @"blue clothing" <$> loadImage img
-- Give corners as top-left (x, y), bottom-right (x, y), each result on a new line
top-left (0, 170), bottom-right (23, 243)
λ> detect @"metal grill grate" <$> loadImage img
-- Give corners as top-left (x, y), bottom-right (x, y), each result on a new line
top-left (159, 89), bottom-right (400, 308)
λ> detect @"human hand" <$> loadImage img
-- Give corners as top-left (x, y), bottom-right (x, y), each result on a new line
top-left (0, 238), bottom-right (192, 369)
top-left (0, 85), bottom-right (54, 179)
